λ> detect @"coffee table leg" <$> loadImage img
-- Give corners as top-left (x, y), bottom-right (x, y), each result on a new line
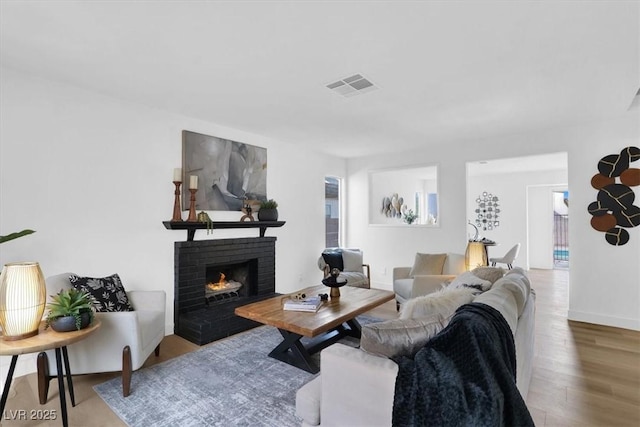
top-left (0, 355), bottom-right (18, 413)
top-left (269, 329), bottom-right (319, 374)
top-left (54, 347), bottom-right (69, 427)
top-left (346, 318), bottom-right (362, 338)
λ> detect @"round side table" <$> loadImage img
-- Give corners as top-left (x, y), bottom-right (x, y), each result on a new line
top-left (1, 320), bottom-right (101, 427)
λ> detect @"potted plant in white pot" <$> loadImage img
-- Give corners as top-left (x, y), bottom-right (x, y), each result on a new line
top-left (258, 199), bottom-right (279, 221)
top-left (45, 288), bottom-right (95, 332)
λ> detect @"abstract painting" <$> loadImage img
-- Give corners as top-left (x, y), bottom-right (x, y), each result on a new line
top-left (182, 130), bottom-right (267, 211)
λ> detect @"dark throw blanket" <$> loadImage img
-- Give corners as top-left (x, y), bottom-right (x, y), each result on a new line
top-left (392, 303), bottom-right (534, 427)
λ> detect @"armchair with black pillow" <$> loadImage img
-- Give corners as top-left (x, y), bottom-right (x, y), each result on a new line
top-left (317, 248), bottom-right (370, 289)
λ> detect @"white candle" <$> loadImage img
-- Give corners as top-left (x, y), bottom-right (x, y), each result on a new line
top-left (173, 168), bottom-right (182, 182)
top-left (189, 175), bottom-right (198, 190)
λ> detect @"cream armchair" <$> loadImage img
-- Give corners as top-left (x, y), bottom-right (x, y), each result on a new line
top-left (393, 253), bottom-right (466, 308)
top-left (37, 272), bottom-right (166, 401)
top-left (318, 248), bottom-right (370, 289)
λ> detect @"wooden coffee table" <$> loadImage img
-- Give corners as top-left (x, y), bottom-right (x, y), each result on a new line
top-left (234, 285), bottom-right (394, 373)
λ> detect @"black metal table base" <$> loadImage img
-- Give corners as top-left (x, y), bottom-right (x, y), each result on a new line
top-left (1, 346), bottom-right (75, 427)
top-left (268, 318), bottom-right (362, 374)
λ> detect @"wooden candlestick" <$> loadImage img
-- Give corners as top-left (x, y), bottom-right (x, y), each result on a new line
top-left (187, 188), bottom-right (198, 222)
top-left (171, 181), bottom-right (183, 222)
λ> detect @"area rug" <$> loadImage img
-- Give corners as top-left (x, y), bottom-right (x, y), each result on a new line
top-left (94, 315), bottom-right (381, 427)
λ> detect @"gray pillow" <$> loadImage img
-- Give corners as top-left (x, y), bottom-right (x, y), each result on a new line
top-left (360, 315), bottom-right (446, 358)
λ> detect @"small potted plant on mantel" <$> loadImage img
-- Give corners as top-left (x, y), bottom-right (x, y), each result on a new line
top-left (45, 288), bottom-right (95, 332)
top-left (257, 199), bottom-right (279, 221)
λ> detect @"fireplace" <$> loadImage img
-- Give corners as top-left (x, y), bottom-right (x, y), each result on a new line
top-left (204, 258), bottom-right (260, 304)
top-left (174, 237), bottom-right (277, 345)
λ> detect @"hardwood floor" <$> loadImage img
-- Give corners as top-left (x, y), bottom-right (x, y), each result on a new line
top-left (4, 269), bottom-right (639, 426)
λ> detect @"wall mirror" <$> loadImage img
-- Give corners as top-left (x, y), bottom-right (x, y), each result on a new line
top-left (368, 164), bottom-right (439, 226)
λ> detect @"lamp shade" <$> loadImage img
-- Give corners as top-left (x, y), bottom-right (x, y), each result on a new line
top-left (465, 242), bottom-right (487, 271)
top-left (0, 262), bottom-right (46, 340)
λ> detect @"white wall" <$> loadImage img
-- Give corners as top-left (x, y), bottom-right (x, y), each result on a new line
top-left (0, 67), bottom-right (346, 380)
top-left (347, 113), bottom-right (640, 331)
top-left (466, 169), bottom-right (568, 270)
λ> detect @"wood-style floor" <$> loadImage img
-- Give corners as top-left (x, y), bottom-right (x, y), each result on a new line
top-left (3, 269), bottom-right (639, 426)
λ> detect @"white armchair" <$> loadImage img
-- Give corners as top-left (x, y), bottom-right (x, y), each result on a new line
top-left (37, 273), bottom-right (166, 402)
top-left (393, 253), bottom-right (466, 308)
top-left (318, 248), bottom-right (370, 289)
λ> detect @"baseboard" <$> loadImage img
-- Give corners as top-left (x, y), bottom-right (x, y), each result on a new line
top-left (568, 309), bottom-right (640, 331)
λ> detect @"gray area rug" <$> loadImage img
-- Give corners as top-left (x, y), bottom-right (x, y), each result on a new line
top-left (94, 315), bottom-right (380, 427)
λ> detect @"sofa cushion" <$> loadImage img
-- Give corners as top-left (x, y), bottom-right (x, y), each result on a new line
top-left (295, 376), bottom-right (321, 426)
top-left (447, 271), bottom-right (492, 291)
top-left (69, 273), bottom-right (133, 312)
top-left (492, 267), bottom-right (530, 317)
top-left (341, 249), bottom-right (363, 273)
top-left (474, 286), bottom-right (519, 334)
top-left (471, 266), bottom-right (505, 284)
top-left (399, 286), bottom-right (477, 320)
top-left (409, 253), bottom-right (447, 277)
top-left (336, 271), bottom-right (368, 288)
top-left (361, 315), bottom-right (447, 358)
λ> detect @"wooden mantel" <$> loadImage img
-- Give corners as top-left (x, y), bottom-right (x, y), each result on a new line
top-left (162, 220), bottom-right (285, 241)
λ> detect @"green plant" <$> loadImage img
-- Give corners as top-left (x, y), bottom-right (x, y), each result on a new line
top-left (260, 199), bottom-right (278, 209)
top-left (0, 229), bottom-right (35, 244)
top-left (45, 288), bottom-right (95, 330)
top-left (403, 209), bottom-right (417, 225)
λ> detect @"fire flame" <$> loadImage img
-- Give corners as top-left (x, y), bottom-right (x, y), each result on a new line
top-left (207, 273), bottom-right (228, 291)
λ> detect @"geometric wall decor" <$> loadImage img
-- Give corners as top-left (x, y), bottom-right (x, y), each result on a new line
top-left (588, 146), bottom-right (640, 245)
top-left (474, 191), bottom-right (500, 231)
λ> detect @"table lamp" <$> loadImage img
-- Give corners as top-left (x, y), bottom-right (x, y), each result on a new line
top-left (465, 242), bottom-right (487, 271)
top-left (0, 262), bottom-right (46, 340)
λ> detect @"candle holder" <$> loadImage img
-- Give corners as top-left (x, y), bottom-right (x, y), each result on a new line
top-left (171, 181), bottom-right (183, 222)
top-left (187, 188), bottom-right (198, 222)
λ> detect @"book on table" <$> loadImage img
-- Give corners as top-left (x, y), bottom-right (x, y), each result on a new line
top-left (283, 296), bottom-right (322, 312)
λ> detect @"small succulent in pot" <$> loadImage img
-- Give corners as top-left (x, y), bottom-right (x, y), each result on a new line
top-left (258, 199), bottom-right (279, 221)
top-left (45, 288), bottom-right (95, 332)
top-left (260, 199), bottom-right (278, 210)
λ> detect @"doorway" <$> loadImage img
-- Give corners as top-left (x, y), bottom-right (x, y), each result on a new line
top-left (325, 176), bottom-right (341, 247)
top-left (553, 191), bottom-right (569, 269)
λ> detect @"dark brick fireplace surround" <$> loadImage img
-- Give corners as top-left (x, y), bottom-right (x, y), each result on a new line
top-left (174, 237), bottom-right (277, 345)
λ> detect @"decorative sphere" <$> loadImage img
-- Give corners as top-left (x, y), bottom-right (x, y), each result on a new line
top-left (330, 268), bottom-right (341, 279)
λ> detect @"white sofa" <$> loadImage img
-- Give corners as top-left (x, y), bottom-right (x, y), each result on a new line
top-left (296, 268), bottom-right (535, 427)
top-left (393, 252), bottom-right (466, 307)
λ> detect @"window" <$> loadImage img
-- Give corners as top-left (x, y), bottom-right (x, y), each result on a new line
top-left (325, 176), bottom-right (341, 247)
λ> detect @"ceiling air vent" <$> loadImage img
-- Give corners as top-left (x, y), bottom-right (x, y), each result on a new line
top-left (326, 74), bottom-right (378, 98)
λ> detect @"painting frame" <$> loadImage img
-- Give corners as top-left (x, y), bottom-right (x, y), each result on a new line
top-left (182, 130), bottom-right (268, 211)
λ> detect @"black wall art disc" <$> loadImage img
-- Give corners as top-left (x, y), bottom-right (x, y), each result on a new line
top-left (588, 146), bottom-right (639, 246)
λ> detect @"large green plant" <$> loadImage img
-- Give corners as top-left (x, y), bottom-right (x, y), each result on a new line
top-left (0, 229), bottom-right (35, 244)
top-left (45, 288), bottom-right (95, 330)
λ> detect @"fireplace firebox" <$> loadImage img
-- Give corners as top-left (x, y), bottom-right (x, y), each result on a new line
top-left (174, 237), bottom-right (277, 345)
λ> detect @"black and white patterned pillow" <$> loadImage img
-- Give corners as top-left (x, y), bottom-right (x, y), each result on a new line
top-left (69, 273), bottom-right (133, 312)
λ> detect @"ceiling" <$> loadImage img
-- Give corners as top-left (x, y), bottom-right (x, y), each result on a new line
top-left (1, 1), bottom-right (638, 158)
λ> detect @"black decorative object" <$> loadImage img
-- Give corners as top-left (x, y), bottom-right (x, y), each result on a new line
top-left (588, 146), bottom-right (640, 246)
top-left (322, 268), bottom-right (347, 298)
